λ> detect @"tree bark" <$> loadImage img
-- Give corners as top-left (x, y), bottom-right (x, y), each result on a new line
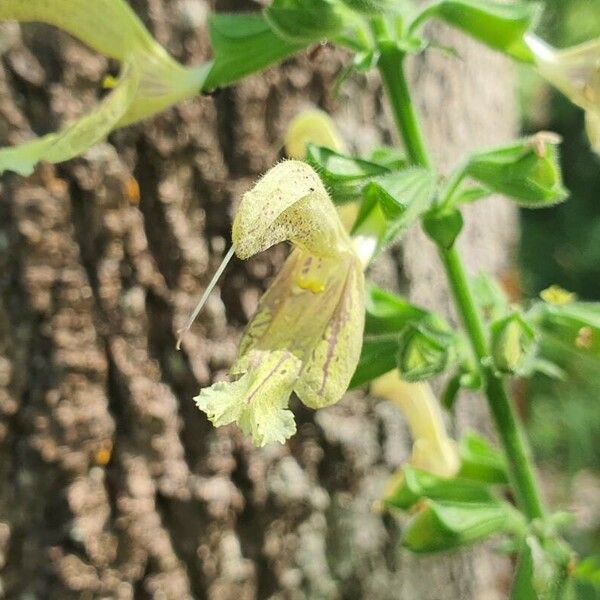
top-left (0, 2), bottom-right (517, 598)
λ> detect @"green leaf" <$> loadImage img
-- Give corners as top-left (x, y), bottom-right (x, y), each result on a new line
top-left (453, 185), bottom-right (492, 205)
top-left (457, 433), bottom-right (508, 484)
top-left (423, 208), bottom-right (464, 249)
top-left (424, 0), bottom-right (541, 62)
top-left (339, 0), bottom-right (397, 14)
top-left (367, 146), bottom-right (408, 170)
top-left (465, 137), bottom-right (568, 208)
top-left (352, 167), bottom-right (437, 249)
top-left (574, 556), bottom-right (600, 589)
top-left (204, 13), bottom-right (306, 90)
top-left (472, 273), bottom-right (510, 322)
top-left (385, 466), bottom-right (496, 510)
top-left (264, 0), bottom-right (345, 43)
top-left (351, 288), bottom-right (454, 387)
top-left (0, 60), bottom-right (140, 176)
top-left (441, 372), bottom-right (462, 411)
top-left (364, 286), bottom-right (428, 336)
top-left (349, 337), bottom-right (398, 389)
top-left (351, 288), bottom-right (455, 388)
top-left (401, 499), bottom-right (519, 553)
top-left (305, 145), bottom-right (391, 202)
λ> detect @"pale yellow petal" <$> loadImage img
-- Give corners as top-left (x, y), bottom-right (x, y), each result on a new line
top-left (585, 110), bottom-right (600, 155)
top-left (0, 0), bottom-right (157, 60)
top-left (526, 33), bottom-right (600, 112)
top-left (232, 160), bottom-right (352, 259)
top-left (196, 350), bottom-right (301, 447)
top-left (119, 60), bottom-right (210, 126)
top-left (294, 257), bottom-right (365, 408)
top-left (0, 0), bottom-right (210, 130)
top-left (284, 109), bottom-right (346, 159)
top-left (371, 372), bottom-right (460, 478)
top-left (283, 109), bottom-right (359, 232)
top-left (0, 60), bottom-right (139, 175)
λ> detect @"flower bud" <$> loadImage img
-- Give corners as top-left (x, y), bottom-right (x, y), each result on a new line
top-left (490, 313), bottom-right (537, 375)
top-left (396, 318), bottom-right (455, 382)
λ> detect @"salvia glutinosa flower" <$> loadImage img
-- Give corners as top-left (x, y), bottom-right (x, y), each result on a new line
top-left (371, 371), bottom-right (459, 478)
top-left (526, 33), bottom-right (600, 154)
top-left (190, 160), bottom-right (365, 447)
top-left (0, 0), bottom-right (210, 175)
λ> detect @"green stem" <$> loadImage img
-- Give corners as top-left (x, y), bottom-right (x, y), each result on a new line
top-left (441, 248), bottom-right (544, 519)
top-left (377, 46), bottom-right (545, 521)
top-left (377, 45), bottom-right (431, 167)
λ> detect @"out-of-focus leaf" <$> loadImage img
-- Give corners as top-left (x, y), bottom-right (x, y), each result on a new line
top-left (511, 540), bottom-right (539, 600)
top-left (264, 0), bottom-right (344, 43)
top-left (457, 432), bottom-right (509, 484)
top-left (204, 13), bottom-right (306, 90)
top-left (472, 273), bottom-right (510, 322)
top-left (364, 286), bottom-right (428, 336)
top-left (340, 0), bottom-right (396, 14)
top-left (384, 465), bottom-right (496, 510)
top-left (367, 146), bottom-right (407, 170)
top-left (574, 555), bottom-right (600, 589)
top-left (515, 535), bottom-right (573, 599)
top-left (415, 0), bottom-right (541, 62)
top-left (401, 499), bottom-right (520, 553)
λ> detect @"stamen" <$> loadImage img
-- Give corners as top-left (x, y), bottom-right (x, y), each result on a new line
top-left (176, 245), bottom-right (236, 350)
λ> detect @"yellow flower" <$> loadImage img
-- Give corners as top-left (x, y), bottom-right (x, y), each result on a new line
top-left (194, 161), bottom-right (365, 447)
top-left (284, 109), bottom-right (347, 160)
top-left (371, 371), bottom-right (459, 478)
top-left (540, 284), bottom-right (576, 306)
top-left (284, 107), bottom-right (361, 233)
top-left (0, 0), bottom-right (210, 175)
top-left (526, 33), bottom-right (600, 154)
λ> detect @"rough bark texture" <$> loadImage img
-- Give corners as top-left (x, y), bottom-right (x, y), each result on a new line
top-left (0, 2), bottom-right (518, 598)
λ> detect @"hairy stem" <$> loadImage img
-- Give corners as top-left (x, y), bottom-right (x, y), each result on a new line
top-left (377, 44), bottom-right (545, 521)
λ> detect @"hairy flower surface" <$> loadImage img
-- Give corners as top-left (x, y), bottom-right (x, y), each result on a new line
top-left (0, 0), bottom-right (210, 175)
top-left (195, 160), bottom-right (365, 447)
top-left (526, 33), bottom-right (600, 153)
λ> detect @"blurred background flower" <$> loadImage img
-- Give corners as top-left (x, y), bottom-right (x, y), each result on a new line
top-left (519, 1), bottom-right (600, 596)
